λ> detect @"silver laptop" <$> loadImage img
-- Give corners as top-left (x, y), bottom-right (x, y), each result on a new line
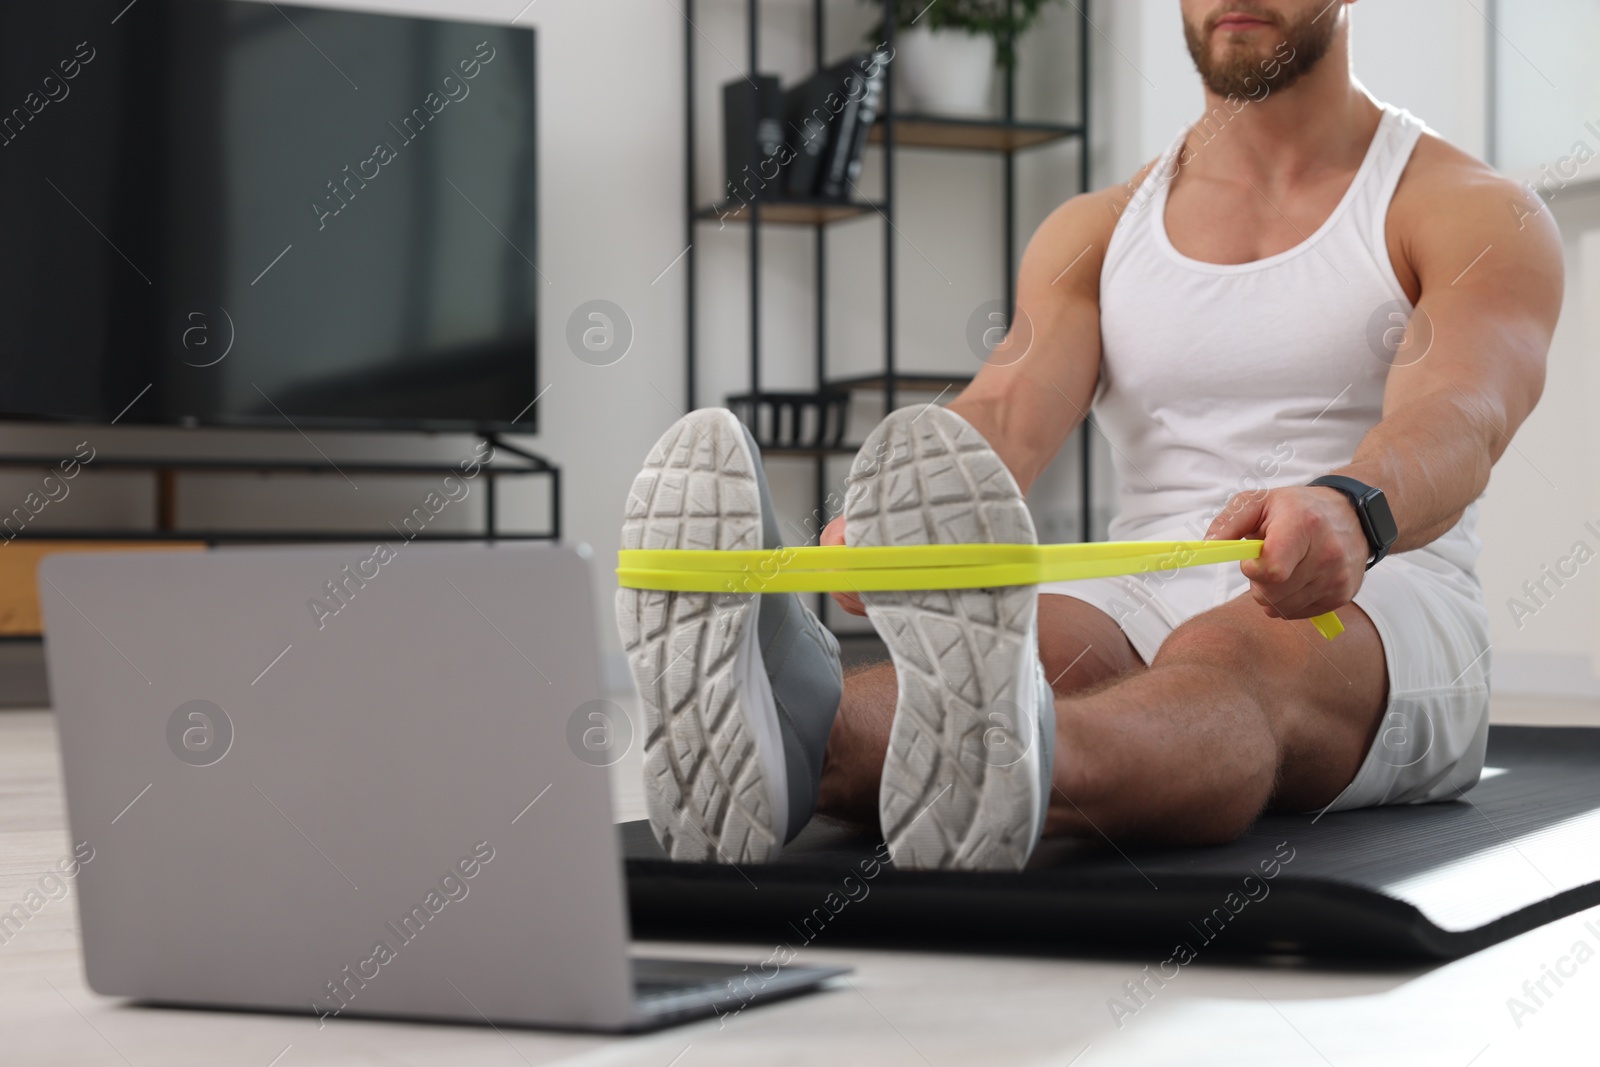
top-left (40, 542), bottom-right (846, 1031)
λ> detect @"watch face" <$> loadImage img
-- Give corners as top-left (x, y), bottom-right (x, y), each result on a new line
top-left (1365, 490), bottom-right (1399, 549)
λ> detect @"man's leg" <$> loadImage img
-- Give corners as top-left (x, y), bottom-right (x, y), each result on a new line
top-left (817, 593), bottom-right (1143, 825)
top-left (1036, 592), bottom-right (1147, 694)
top-left (1048, 596), bottom-right (1388, 843)
top-left (818, 591), bottom-right (1386, 843)
top-left (621, 409), bottom-right (844, 863)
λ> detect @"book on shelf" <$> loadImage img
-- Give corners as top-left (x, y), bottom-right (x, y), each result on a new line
top-left (722, 74), bottom-right (785, 204)
top-left (782, 73), bottom-right (834, 199)
top-left (780, 48), bottom-right (889, 202)
top-left (817, 48), bottom-right (889, 200)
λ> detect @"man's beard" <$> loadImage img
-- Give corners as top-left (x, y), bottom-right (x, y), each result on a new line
top-left (1183, 4), bottom-right (1337, 98)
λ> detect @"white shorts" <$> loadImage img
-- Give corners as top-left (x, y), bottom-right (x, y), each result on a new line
top-left (1039, 548), bottom-right (1491, 813)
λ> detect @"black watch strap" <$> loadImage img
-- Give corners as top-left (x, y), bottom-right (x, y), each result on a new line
top-left (1308, 475), bottom-right (1399, 569)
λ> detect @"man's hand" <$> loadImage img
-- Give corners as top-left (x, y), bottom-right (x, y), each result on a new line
top-left (820, 515), bottom-right (868, 616)
top-left (1205, 486), bottom-right (1371, 622)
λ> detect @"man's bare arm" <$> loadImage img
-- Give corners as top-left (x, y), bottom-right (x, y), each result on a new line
top-left (1337, 173), bottom-right (1561, 549)
top-left (822, 174), bottom-right (1143, 615)
top-left (1211, 159), bottom-right (1563, 621)
top-left (945, 189), bottom-right (1119, 493)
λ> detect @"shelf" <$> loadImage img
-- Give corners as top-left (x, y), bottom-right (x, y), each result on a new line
top-left (0, 443), bottom-right (561, 541)
top-left (870, 114), bottom-right (1083, 153)
top-left (681, 1), bottom-right (1096, 559)
top-left (696, 199), bottom-right (881, 226)
top-left (0, 455), bottom-right (554, 476)
top-left (0, 529), bottom-right (553, 543)
top-left (827, 372), bottom-right (973, 395)
top-left (760, 444), bottom-right (862, 458)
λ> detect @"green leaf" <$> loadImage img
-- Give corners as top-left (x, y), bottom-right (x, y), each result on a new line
top-left (865, 0), bottom-right (1065, 69)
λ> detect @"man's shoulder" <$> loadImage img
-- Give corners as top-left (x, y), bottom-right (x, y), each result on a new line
top-left (1095, 157), bottom-right (1167, 223)
top-left (1032, 159), bottom-right (1165, 251)
top-left (1390, 129), bottom-right (1560, 289)
top-left (1394, 131), bottom-right (1542, 232)
top-left (1017, 162), bottom-right (1164, 301)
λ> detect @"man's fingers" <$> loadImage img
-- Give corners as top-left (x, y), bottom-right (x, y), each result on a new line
top-left (1263, 568), bottom-right (1361, 620)
top-left (819, 517), bottom-right (862, 613)
top-left (1249, 568), bottom-right (1317, 619)
top-left (1243, 505), bottom-right (1314, 587)
top-left (1213, 486), bottom-right (1367, 624)
top-left (1239, 501), bottom-right (1314, 614)
top-left (1209, 491), bottom-right (1287, 592)
top-left (1251, 554), bottom-right (1358, 621)
top-left (830, 591), bottom-right (867, 617)
top-left (1206, 490), bottom-right (1268, 542)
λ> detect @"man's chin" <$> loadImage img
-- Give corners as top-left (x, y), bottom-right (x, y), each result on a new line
top-left (1203, 64), bottom-right (1270, 96)
top-left (1210, 36), bottom-right (1280, 64)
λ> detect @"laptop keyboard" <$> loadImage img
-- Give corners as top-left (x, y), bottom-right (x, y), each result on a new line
top-left (631, 957), bottom-right (749, 1001)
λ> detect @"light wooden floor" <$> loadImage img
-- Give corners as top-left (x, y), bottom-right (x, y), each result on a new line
top-left (3, 694), bottom-right (1598, 1065)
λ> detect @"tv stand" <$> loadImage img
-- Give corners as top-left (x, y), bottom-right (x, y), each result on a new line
top-left (0, 435), bottom-right (561, 544)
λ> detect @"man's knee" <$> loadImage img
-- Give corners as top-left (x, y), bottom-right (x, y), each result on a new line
top-left (1187, 772), bottom-right (1276, 844)
top-left (1153, 602), bottom-right (1319, 685)
top-left (1155, 615), bottom-right (1259, 675)
top-left (1036, 594), bottom-right (1142, 694)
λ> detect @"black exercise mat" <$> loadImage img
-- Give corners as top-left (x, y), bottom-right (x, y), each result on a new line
top-left (623, 725), bottom-right (1600, 960)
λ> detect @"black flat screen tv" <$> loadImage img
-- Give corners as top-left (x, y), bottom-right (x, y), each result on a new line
top-left (0, 1), bottom-right (539, 433)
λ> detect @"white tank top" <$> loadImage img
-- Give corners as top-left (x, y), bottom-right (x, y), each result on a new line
top-left (1092, 103), bottom-right (1480, 578)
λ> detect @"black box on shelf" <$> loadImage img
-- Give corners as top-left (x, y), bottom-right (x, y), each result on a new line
top-left (723, 74), bottom-right (785, 203)
top-left (816, 49), bottom-right (888, 200)
top-left (782, 74), bottom-right (835, 198)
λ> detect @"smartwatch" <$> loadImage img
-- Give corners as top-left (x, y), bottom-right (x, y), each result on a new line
top-left (1307, 475), bottom-right (1398, 569)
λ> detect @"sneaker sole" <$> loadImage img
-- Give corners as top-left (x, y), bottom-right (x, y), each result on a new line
top-left (616, 410), bottom-right (787, 864)
top-left (846, 406), bottom-right (1044, 871)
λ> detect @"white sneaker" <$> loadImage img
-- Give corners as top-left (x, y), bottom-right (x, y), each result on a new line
top-left (617, 409), bottom-right (843, 864)
top-left (846, 405), bottom-right (1055, 871)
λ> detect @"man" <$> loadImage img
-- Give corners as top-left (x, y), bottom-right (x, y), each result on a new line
top-left (617, 0), bottom-right (1562, 871)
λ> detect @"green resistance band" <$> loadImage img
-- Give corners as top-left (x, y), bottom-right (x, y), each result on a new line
top-left (617, 540), bottom-right (1345, 641)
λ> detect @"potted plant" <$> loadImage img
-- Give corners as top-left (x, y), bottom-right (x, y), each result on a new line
top-left (871, 0), bottom-right (1065, 117)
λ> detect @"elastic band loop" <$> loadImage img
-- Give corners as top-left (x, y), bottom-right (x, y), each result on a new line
top-left (616, 540), bottom-right (1343, 640)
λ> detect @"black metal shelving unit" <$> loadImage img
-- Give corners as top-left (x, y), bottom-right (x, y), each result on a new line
top-left (683, 0), bottom-right (1095, 581)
